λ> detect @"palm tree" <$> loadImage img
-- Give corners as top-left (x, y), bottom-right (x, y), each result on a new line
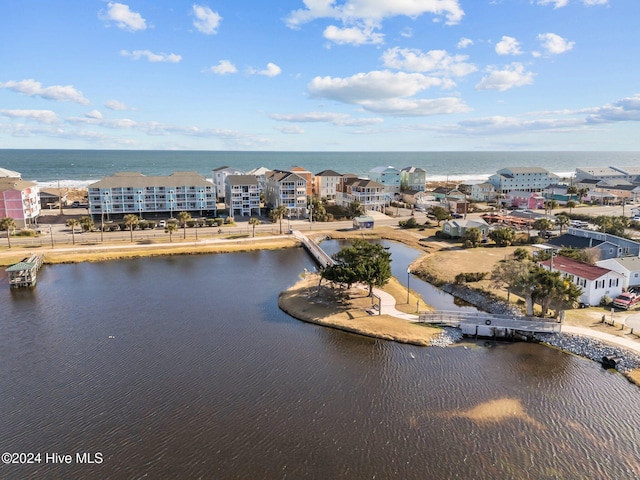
top-left (0, 217), bottom-right (16, 248)
top-left (577, 187), bottom-right (589, 204)
top-left (123, 214), bottom-right (139, 242)
top-left (565, 199), bottom-right (577, 214)
top-left (555, 213), bottom-right (570, 234)
top-left (165, 222), bottom-right (178, 242)
top-left (249, 217), bottom-right (260, 238)
top-left (533, 218), bottom-right (554, 238)
top-left (66, 218), bottom-right (80, 245)
top-left (270, 205), bottom-right (287, 235)
top-left (177, 211), bottom-right (192, 239)
top-left (80, 216), bottom-right (94, 232)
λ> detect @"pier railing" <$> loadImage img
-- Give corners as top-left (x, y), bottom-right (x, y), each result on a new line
top-left (419, 310), bottom-right (561, 334)
top-left (292, 231), bottom-right (335, 268)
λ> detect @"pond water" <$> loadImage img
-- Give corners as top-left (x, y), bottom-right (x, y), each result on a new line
top-left (1, 247), bottom-right (639, 479)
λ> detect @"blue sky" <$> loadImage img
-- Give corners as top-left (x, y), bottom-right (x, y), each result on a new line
top-left (1, 0), bottom-right (638, 151)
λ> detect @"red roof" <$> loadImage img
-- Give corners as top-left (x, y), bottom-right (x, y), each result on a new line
top-left (539, 255), bottom-right (613, 281)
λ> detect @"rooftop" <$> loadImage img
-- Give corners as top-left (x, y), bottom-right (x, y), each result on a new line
top-left (539, 255), bottom-right (614, 281)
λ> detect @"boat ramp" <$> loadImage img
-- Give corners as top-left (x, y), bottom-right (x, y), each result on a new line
top-left (5, 254), bottom-right (45, 288)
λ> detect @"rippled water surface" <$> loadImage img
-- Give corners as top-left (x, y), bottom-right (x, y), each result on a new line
top-left (1, 248), bottom-right (639, 479)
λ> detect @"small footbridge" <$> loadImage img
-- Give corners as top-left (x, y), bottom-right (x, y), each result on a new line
top-left (419, 310), bottom-right (562, 336)
top-left (292, 231), bottom-right (335, 267)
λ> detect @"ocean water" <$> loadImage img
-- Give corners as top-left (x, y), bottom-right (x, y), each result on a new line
top-left (1, 149), bottom-right (638, 189)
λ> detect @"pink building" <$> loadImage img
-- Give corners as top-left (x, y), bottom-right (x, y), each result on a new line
top-left (504, 191), bottom-right (545, 209)
top-left (0, 179), bottom-right (41, 227)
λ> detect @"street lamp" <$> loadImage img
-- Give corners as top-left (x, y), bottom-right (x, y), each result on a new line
top-left (407, 267), bottom-right (411, 304)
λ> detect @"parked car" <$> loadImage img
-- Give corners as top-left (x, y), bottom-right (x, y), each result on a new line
top-left (612, 291), bottom-right (640, 310)
top-left (157, 220), bottom-right (167, 228)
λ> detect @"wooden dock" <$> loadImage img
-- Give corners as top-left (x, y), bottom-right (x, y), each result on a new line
top-left (6, 254), bottom-right (45, 288)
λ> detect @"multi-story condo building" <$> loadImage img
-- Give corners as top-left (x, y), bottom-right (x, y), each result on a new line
top-left (575, 166), bottom-right (640, 183)
top-left (265, 170), bottom-right (308, 218)
top-left (0, 178), bottom-right (41, 227)
top-left (225, 175), bottom-right (261, 217)
top-left (336, 178), bottom-right (386, 212)
top-left (369, 165), bottom-right (401, 195)
top-left (88, 171), bottom-right (216, 220)
top-left (488, 167), bottom-right (558, 193)
top-left (400, 166), bottom-right (426, 192)
top-left (213, 166), bottom-right (244, 201)
top-left (313, 169), bottom-right (342, 202)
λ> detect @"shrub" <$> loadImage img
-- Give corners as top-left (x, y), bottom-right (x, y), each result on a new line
top-left (16, 229), bottom-right (37, 237)
top-left (600, 295), bottom-right (613, 307)
top-left (454, 272), bottom-right (488, 284)
top-left (398, 217), bottom-right (418, 229)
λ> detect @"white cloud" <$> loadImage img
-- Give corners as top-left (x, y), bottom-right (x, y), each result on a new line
top-left (381, 47), bottom-right (476, 78)
top-left (249, 63), bottom-right (282, 77)
top-left (270, 111), bottom-right (383, 126)
top-left (400, 27), bottom-right (413, 38)
top-left (457, 37), bottom-right (473, 49)
top-left (585, 94), bottom-right (640, 123)
top-left (105, 100), bottom-right (133, 111)
top-left (192, 4), bottom-right (222, 35)
top-left (286, 0), bottom-right (465, 28)
top-left (495, 36), bottom-right (522, 56)
top-left (208, 60), bottom-right (237, 75)
top-left (274, 125), bottom-right (305, 134)
top-left (120, 50), bottom-right (182, 63)
top-left (0, 79), bottom-right (89, 104)
top-left (582, 0), bottom-right (608, 5)
top-left (536, 0), bottom-right (569, 8)
top-left (306, 70), bottom-right (469, 116)
top-left (476, 63), bottom-right (535, 91)
top-left (537, 33), bottom-right (574, 55)
top-left (308, 70), bottom-right (445, 104)
top-left (0, 109), bottom-right (59, 124)
top-left (85, 110), bottom-right (103, 119)
top-left (360, 97), bottom-right (471, 116)
top-left (323, 24), bottom-right (384, 45)
top-left (100, 2), bottom-right (147, 31)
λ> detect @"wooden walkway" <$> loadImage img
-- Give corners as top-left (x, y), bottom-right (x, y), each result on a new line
top-left (6, 254), bottom-right (45, 288)
top-left (291, 231), bottom-right (335, 267)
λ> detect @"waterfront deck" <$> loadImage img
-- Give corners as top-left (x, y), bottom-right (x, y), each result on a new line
top-left (6, 254), bottom-right (44, 288)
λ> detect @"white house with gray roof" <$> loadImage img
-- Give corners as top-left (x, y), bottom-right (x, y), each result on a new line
top-left (596, 256), bottom-right (640, 289)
